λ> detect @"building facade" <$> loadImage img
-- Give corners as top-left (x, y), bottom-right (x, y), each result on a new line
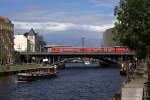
top-left (14, 35), bottom-right (28, 52)
top-left (14, 28), bottom-right (46, 52)
top-left (0, 16), bottom-right (14, 65)
top-left (102, 28), bottom-right (117, 47)
top-left (24, 28), bottom-right (36, 52)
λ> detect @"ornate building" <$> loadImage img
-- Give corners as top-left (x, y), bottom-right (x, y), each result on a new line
top-left (0, 16), bottom-right (14, 65)
top-left (14, 28), bottom-right (46, 52)
top-left (24, 28), bottom-right (46, 52)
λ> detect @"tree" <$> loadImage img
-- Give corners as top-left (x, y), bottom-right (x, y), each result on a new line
top-left (114, 0), bottom-right (150, 59)
top-left (114, 0), bottom-right (150, 89)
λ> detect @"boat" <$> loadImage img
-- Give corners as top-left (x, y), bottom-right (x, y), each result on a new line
top-left (16, 65), bottom-right (57, 82)
top-left (84, 61), bottom-right (90, 65)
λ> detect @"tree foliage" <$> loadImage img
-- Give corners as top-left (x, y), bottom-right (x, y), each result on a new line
top-left (114, 0), bottom-right (150, 58)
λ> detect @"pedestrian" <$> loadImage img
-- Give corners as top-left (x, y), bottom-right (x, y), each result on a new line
top-left (128, 61), bottom-right (134, 80)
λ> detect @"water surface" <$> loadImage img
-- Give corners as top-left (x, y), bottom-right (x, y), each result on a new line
top-left (0, 67), bottom-right (125, 100)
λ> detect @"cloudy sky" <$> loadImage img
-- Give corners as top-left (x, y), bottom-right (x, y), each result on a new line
top-left (0, 0), bottom-right (119, 47)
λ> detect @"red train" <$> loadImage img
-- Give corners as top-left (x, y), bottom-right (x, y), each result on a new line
top-left (50, 47), bottom-right (130, 53)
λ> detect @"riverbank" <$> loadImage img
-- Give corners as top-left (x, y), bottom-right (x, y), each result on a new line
top-left (0, 64), bottom-right (41, 76)
top-left (112, 61), bottom-right (148, 100)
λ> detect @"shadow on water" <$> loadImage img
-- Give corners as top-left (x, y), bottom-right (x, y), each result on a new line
top-left (64, 62), bottom-right (119, 69)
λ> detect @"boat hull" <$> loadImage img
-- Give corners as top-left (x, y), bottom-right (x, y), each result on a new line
top-left (17, 73), bottom-right (56, 82)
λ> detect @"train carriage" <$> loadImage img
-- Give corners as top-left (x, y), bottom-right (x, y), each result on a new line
top-left (51, 47), bottom-right (130, 53)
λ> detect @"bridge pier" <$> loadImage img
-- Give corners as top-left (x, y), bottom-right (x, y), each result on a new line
top-left (49, 56), bottom-right (61, 64)
top-left (98, 60), bottom-right (108, 67)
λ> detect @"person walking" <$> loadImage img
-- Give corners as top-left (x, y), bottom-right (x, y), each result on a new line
top-left (128, 61), bottom-right (134, 80)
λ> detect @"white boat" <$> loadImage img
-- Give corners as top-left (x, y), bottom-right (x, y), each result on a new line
top-left (84, 61), bottom-right (90, 65)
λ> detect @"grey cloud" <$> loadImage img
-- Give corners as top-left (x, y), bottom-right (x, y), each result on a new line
top-left (13, 21), bottom-right (113, 33)
top-left (12, 12), bottom-right (115, 26)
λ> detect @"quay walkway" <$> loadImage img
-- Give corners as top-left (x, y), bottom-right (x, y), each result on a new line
top-left (112, 61), bottom-right (148, 100)
top-left (121, 62), bottom-right (148, 100)
top-left (121, 79), bottom-right (146, 100)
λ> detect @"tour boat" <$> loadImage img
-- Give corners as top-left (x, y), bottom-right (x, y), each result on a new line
top-left (16, 65), bottom-right (57, 82)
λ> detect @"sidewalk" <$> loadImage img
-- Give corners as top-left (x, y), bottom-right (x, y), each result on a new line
top-left (121, 79), bottom-right (146, 100)
top-left (121, 62), bottom-right (148, 100)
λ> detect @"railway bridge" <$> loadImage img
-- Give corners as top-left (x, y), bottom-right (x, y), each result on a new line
top-left (17, 52), bottom-right (135, 68)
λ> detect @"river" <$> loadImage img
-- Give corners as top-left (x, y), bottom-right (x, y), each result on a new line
top-left (0, 67), bottom-right (125, 100)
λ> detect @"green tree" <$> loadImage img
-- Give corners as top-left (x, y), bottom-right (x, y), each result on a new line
top-left (114, 0), bottom-right (150, 59)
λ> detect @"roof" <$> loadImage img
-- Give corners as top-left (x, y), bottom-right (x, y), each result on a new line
top-left (24, 28), bottom-right (37, 37)
top-left (0, 16), bottom-right (11, 23)
top-left (28, 28), bottom-right (36, 35)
